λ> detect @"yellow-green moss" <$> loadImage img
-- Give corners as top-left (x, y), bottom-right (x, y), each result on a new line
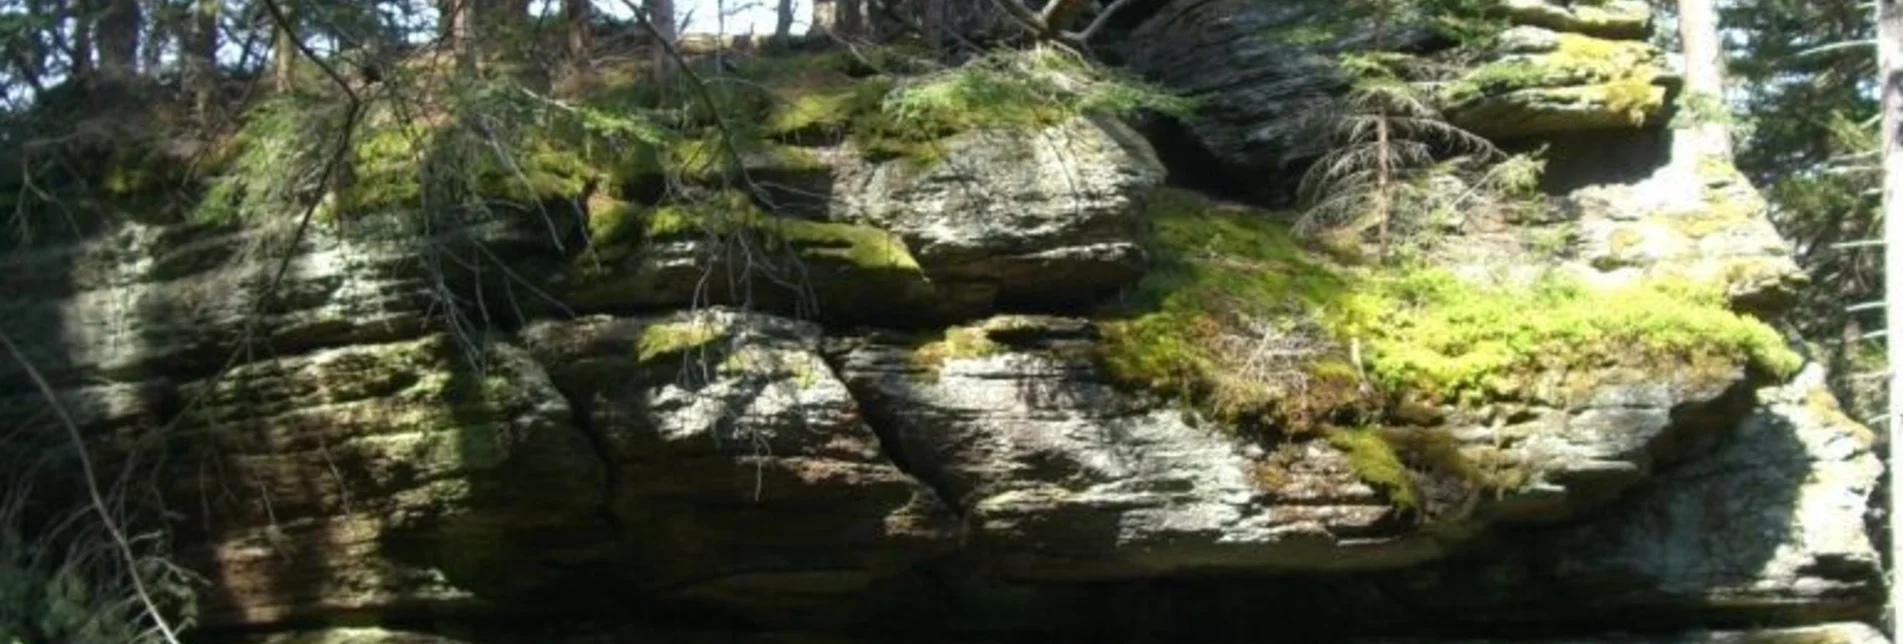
top-left (913, 325), bottom-right (1006, 373)
top-left (1607, 226), bottom-right (1645, 253)
top-left (668, 135), bottom-right (828, 181)
top-left (1328, 428), bottom-right (1419, 511)
top-left (1099, 188), bottom-right (1801, 424)
top-left (1599, 70), bottom-right (1662, 126)
top-left (1446, 33), bottom-right (1659, 105)
top-left (719, 347), bottom-right (828, 389)
top-left (642, 193), bottom-right (921, 273)
top-left (637, 320), bottom-right (728, 364)
top-left (1096, 189), bottom-right (1368, 425)
top-left (1352, 270), bottom-right (1802, 403)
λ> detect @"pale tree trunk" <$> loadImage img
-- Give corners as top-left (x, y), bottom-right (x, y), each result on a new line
top-left (96, 0), bottom-right (140, 78)
top-left (565, 0), bottom-right (591, 72)
top-left (445, 0), bottom-right (477, 77)
top-left (1675, 0), bottom-right (1732, 162)
top-left (273, 2), bottom-right (297, 91)
top-left (1879, 0), bottom-right (1903, 639)
top-left (188, 0), bottom-right (218, 115)
top-left (646, 0), bottom-right (674, 84)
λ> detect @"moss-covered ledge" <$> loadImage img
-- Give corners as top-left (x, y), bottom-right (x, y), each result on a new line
top-left (1441, 27), bottom-right (1669, 138)
top-left (1090, 188), bottom-right (1798, 522)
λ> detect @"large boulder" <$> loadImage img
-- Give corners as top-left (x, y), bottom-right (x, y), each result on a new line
top-left (829, 315), bottom-right (1765, 580)
top-left (521, 308), bottom-right (956, 612)
top-left (169, 335), bottom-right (607, 626)
top-left (829, 115), bottom-right (1165, 313)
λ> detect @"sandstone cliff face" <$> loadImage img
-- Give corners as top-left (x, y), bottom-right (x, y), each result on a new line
top-left (0, 1), bottom-right (1883, 643)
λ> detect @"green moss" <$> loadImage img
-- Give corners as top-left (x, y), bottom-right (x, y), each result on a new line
top-left (642, 192), bottom-right (921, 273)
top-left (668, 134), bottom-right (828, 181)
top-left (1599, 71), bottom-right (1661, 126)
top-left (913, 325), bottom-right (1006, 373)
top-left (637, 320), bottom-right (728, 364)
top-left (756, 49), bottom-right (1189, 165)
top-left (1351, 270), bottom-right (1801, 403)
top-left (1099, 188), bottom-right (1800, 427)
top-left (1607, 226), bottom-right (1645, 253)
top-left (1328, 428), bottom-right (1418, 511)
top-left (1096, 189), bottom-right (1368, 426)
top-left (1445, 34), bottom-right (1659, 105)
top-left (718, 347), bottom-right (828, 389)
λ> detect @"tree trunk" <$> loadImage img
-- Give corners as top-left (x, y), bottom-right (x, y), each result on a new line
top-left (96, 0), bottom-right (140, 78)
top-left (646, 0), bottom-right (674, 84)
top-left (565, 0), bottom-right (591, 71)
top-left (188, 0), bottom-right (219, 115)
top-left (1878, 0), bottom-right (1903, 639)
top-left (839, 0), bottom-right (862, 37)
top-left (71, 0), bottom-right (94, 84)
top-left (647, 0), bottom-right (674, 39)
top-left (273, 2), bottom-right (296, 91)
top-left (774, 0), bottom-right (794, 44)
top-left (1676, 0), bottom-right (1733, 161)
top-left (444, 0), bottom-right (477, 77)
top-left (141, 0), bottom-right (165, 73)
top-left (922, 0), bottom-right (944, 55)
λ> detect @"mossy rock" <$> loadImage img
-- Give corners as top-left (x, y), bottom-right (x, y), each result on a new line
top-left (1095, 188), bottom-right (1798, 430)
top-left (1442, 30), bottom-right (1666, 138)
top-left (1499, 0), bottom-right (1653, 40)
top-left (565, 193), bottom-right (937, 325)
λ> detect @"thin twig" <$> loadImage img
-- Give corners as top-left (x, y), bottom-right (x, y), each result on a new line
top-left (0, 329), bottom-right (182, 644)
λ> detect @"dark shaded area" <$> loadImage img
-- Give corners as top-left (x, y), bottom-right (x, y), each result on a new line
top-left (1509, 126), bottom-right (1673, 195)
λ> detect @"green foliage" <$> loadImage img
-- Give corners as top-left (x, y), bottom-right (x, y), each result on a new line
top-left (1297, 53), bottom-right (1503, 250)
top-left (1098, 189), bottom-right (1369, 427)
top-left (195, 77), bottom-right (671, 224)
top-left (769, 48), bottom-right (1192, 164)
top-left (190, 94), bottom-right (347, 223)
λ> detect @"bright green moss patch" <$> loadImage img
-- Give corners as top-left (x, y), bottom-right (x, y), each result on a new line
top-left (753, 49), bottom-right (1189, 164)
top-left (1353, 270), bottom-right (1801, 403)
top-left (636, 320), bottom-right (728, 365)
top-left (1328, 428), bottom-right (1418, 511)
top-left (1444, 33), bottom-right (1659, 105)
top-left (913, 325), bottom-right (1007, 373)
top-left (642, 192), bottom-right (920, 273)
top-left (1099, 188), bottom-right (1800, 425)
top-left (1096, 189), bottom-right (1368, 426)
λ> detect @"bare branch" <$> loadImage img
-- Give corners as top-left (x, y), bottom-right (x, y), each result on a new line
top-left (0, 329), bottom-right (183, 644)
top-left (1075, 0), bottom-right (1143, 41)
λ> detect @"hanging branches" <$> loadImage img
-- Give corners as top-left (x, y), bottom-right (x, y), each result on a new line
top-left (989, 0), bottom-right (1146, 53)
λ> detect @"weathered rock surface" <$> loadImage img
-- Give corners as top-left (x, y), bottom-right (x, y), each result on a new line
top-left (521, 309), bottom-right (956, 605)
top-left (1566, 160), bottom-right (1807, 314)
top-left (1498, 0), bottom-right (1654, 40)
top-left (1350, 365), bottom-right (1884, 632)
top-left (1444, 7), bottom-right (1671, 139)
top-left (829, 316), bottom-right (1775, 584)
top-left (0, 15), bottom-right (1882, 642)
top-left (1115, 0), bottom-right (1363, 198)
top-left (829, 115), bottom-right (1165, 312)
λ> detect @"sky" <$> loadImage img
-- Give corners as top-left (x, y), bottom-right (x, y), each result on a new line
top-left (602, 0), bottom-right (813, 36)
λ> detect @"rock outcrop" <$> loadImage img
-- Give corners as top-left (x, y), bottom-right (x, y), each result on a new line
top-left (0, 4), bottom-right (1883, 643)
